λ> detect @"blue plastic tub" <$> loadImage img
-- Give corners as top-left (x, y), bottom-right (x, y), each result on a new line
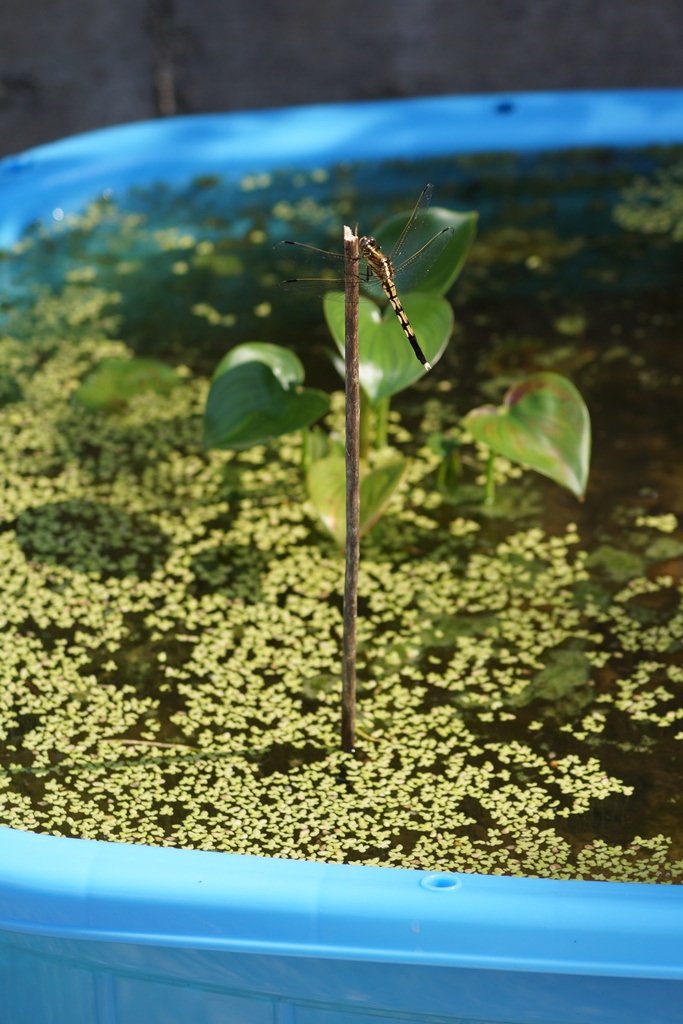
top-left (1, 91), bottom-right (682, 1023)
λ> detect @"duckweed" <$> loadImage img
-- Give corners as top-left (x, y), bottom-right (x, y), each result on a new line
top-left (0, 162), bottom-right (681, 884)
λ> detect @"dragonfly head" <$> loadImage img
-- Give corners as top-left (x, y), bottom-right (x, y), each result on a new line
top-left (360, 236), bottom-right (384, 260)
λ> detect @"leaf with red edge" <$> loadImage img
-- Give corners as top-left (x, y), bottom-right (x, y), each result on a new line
top-left (464, 372), bottom-right (591, 499)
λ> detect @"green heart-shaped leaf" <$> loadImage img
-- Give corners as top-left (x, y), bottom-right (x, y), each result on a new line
top-left (373, 206), bottom-right (477, 296)
top-left (211, 341), bottom-right (305, 389)
top-left (464, 372), bottom-right (591, 499)
top-left (306, 454), bottom-right (410, 546)
top-left (76, 357), bottom-right (180, 411)
top-left (203, 360), bottom-right (329, 451)
top-left (324, 293), bottom-right (453, 407)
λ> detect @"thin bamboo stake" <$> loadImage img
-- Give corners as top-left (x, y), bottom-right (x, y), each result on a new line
top-left (341, 225), bottom-right (360, 752)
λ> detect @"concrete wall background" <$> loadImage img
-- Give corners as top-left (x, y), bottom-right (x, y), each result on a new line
top-left (1, 0), bottom-right (682, 158)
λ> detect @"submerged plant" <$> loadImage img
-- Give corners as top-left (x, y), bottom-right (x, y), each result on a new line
top-left (614, 161), bottom-right (683, 240)
top-left (76, 357), bottom-right (181, 411)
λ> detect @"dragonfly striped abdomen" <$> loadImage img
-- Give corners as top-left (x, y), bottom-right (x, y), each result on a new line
top-left (274, 184), bottom-right (453, 371)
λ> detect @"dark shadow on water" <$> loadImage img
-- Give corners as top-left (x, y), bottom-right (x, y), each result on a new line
top-left (14, 498), bottom-right (171, 579)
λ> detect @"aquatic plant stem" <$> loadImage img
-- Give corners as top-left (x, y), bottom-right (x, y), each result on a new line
top-left (484, 448), bottom-right (496, 505)
top-left (301, 428), bottom-right (310, 471)
top-left (359, 392), bottom-right (371, 461)
top-left (375, 396), bottom-right (390, 449)
top-left (436, 452), bottom-right (451, 492)
top-left (342, 225), bottom-right (360, 753)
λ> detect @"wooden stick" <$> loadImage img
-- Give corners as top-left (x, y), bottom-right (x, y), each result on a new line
top-left (341, 225), bottom-right (360, 753)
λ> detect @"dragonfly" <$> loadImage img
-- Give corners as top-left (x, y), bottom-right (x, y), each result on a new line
top-left (273, 184), bottom-right (453, 371)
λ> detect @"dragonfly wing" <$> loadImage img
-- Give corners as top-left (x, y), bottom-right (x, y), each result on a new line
top-left (388, 183), bottom-right (434, 265)
top-left (278, 275), bottom-right (386, 303)
top-left (277, 277), bottom-right (344, 296)
top-left (393, 226), bottom-right (454, 292)
top-left (274, 181), bottom-right (446, 301)
top-left (273, 240), bottom-right (345, 270)
top-left (274, 239), bottom-right (384, 300)
top-left (274, 240), bottom-right (346, 297)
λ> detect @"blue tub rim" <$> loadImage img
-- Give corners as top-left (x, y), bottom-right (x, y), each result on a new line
top-left (0, 88), bottom-right (682, 987)
top-left (2, 88), bottom-right (683, 247)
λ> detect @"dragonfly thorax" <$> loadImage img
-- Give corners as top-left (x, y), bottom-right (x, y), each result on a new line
top-left (359, 235), bottom-right (393, 279)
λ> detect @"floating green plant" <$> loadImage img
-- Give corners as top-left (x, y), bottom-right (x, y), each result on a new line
top-left (0, 165), bottom-right (680, 884)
